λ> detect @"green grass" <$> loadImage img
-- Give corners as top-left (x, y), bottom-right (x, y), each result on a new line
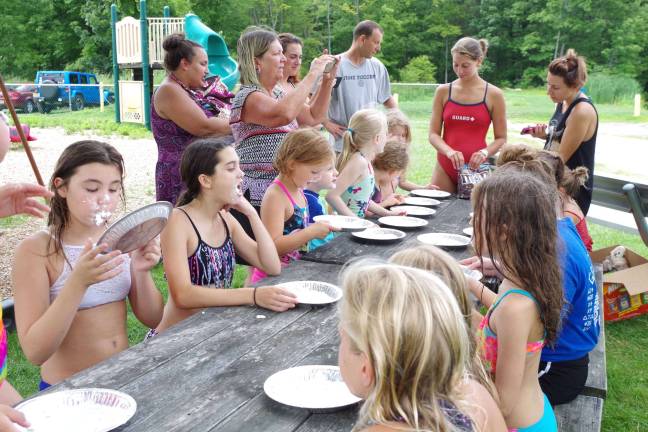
top-left (0, 215), bottom-right (30, 229)
top-left (15, 106), bottom-right (152, 139)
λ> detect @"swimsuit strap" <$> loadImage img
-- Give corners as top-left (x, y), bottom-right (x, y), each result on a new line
top-left (563, 209), bottom-right (584, 222)
top-left (273, 178), bottom-right (300, 208)
top-left (177, 208), bottom-right (202, 243)
top-left (448, 82), bottom-right (453, 100)
top-left (487, 288), bottom-right (546, 340)
top-left (482, 82), bottom-right (489, 102)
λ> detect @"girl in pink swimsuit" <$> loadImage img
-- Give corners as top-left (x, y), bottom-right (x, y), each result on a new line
top-left (429, 37), bottom-right (507, 193)
top-left (468, 167), bottom-right (563, 431)
top-left (254, 129), bottom-right (338, 282)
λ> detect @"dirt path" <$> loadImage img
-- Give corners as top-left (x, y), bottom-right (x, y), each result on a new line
top-left (0, 128), bottom-right (157, 299)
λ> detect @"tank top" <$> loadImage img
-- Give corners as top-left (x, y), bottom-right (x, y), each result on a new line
top-left (178, 208), bottom-right (235, 288)
top-left (545, 97), bottom-right (598, 215)
top-left (50, 244), bottom-right (132, 309)
top-left (340, 157), bottom-right (375, 218)
top-left (564, 209), bottom-right (593, 251)
top-left (478, 289), bottom-right (545, 375)
top-left (438, 83), bottom-right (492, 183)
top-left (229, 84), bottom-right (299, 206)
top-left (249, 179), bottom-right (308, 283)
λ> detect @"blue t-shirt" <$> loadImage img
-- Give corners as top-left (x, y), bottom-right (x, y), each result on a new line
top-left (542, 218), bottom-right (600, 362)
top-left (304, 189), bottom-right (334, 250)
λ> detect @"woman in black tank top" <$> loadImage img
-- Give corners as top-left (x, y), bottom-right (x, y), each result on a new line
top-left (527, 49), bottom-right (598, 215)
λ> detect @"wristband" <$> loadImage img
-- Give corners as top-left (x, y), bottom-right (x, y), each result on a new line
top-left (479, 149), bottom-right (489, 158)
top-left (253, 287), bottom-right (258, 306)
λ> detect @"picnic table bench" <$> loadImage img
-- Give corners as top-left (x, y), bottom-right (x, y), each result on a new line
top-left (32, 196), bottom-right (605, 431)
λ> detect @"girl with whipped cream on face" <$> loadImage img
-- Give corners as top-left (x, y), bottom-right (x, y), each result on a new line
top-left (13, 140), bottom-right (164, 390)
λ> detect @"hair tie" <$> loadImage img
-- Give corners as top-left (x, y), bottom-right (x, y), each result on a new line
top-left (347, 127), bottom-right (354, 134)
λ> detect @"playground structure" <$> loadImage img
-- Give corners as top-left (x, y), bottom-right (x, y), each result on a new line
top-left (110, 1), bottom-right (239, 129)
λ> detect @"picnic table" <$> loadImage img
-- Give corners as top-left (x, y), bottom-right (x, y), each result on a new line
top-left (36, 196), bottom-right (476, 431)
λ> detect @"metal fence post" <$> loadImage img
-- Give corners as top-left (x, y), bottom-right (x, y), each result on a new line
top-left (100, 82), bottom-right (104, 112)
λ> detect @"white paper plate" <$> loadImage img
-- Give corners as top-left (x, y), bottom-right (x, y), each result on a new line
top-left (279, 281), bottom-right (342, 305)
top-left (417, 233), bottom-right (471, 248)
top-left (264, 365), bottom-right (361, 411)
top-left (463, 227), bottom-right (473, 237)
top-left (378, 216), bottom-right (428, 229)
top-left (460, 265), bottom-right (483, 281)
top-left (403, 196), bottom-right (441, 207)
top-left (410, 189), bottom-right (451, 199)
top-left (97, 201), bottom-right (172, 253)
top-left (16, 388), bottom-right (137, 432)
top-left (390, 205), bottom-right (436, 218)
top-left (351, 228), bottom-right (406, 244)
top-left (313, 215), bottom-right (375, 232)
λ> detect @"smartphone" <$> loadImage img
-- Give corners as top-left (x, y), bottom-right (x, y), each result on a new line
top-left (323, 58), bottom-right (338, 74)
top-left (520, 126), bottom-right (534, 135)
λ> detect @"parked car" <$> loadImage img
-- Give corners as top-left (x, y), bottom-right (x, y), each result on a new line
top-left (0, 84), bottom-right (38, 113)
top-left (34, 71), bottom-right (114, 113)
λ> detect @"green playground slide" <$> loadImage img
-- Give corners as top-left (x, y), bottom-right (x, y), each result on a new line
top-left (184, 14), bottom-right (239, 91)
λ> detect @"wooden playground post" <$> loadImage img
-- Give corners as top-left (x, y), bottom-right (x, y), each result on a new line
top-left (0, 74), bottom-right (45, 186)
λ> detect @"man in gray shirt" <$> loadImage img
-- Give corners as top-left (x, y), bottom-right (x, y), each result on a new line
top-left (324, 20), bottom-right (398, 152)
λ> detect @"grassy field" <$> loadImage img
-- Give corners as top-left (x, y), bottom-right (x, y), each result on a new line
top-left (4, 88), bottom-right (648, 430)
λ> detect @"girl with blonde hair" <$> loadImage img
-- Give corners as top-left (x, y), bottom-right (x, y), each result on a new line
top-left (326, 109), bottom-right (401, 218)
top-left (338, 261), bottom-right (506, 432)
top-left (253, 129), bottom-right (338, 281)
top-left (386, 109), bottom-right (436, 191)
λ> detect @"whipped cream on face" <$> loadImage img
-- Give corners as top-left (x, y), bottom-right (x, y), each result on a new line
top-left (92, 193), bottom-right (113, 226)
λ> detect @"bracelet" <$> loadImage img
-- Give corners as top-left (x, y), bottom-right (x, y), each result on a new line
top-left (479, 149), bottom-right (489, 158)
top-left (480, 283), bottom-right (485, 304)
top-left (252, 287), bottom-right (258, 306)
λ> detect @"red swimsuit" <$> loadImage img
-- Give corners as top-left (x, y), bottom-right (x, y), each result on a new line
top-left (438, 82), bottom-right (492, 184)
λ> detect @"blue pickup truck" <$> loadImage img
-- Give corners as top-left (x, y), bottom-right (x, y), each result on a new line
top-left (34, 71), bottom-right (114, 113)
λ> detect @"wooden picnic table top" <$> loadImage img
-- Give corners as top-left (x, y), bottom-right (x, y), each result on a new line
top-left (39, 197), bottom-right (476, 431)
top-left (302, 196), bottom-right (474, 265)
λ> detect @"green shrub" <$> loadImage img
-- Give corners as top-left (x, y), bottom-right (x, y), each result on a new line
top-left (587, 73), bottom-right (641, 104)
top-left (401, 55), bottom-right (437, 83)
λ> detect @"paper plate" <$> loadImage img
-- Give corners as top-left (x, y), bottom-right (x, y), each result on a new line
top-left (403, 196), bottom-right (441, 207)
top-left (463, 227), bottom-right (474, 237)
top-left (264, 365), bottom-right (361, 411)
top-left (16, 388), bottom-right (137, 432)
top-left (351, 228), bottom-right (406, 244)
top-left (378, 215), bottom-right (428, 230)
top-left (417, 233), bottom-right (471, 248)
top-left (313, 215), bottom-right (375, 232)
top-left (410, 189), bottom-right (451, 199)
top-left (97, 202), bottom-right (172, 253)
top-left (460, 265), bottom-right (483, 281)
top-left (389, 205), bottom-right (436, 218)
top-left (279, 281), bottom-right (343, 305)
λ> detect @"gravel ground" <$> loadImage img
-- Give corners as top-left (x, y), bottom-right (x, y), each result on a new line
top-left (0, 127), bottom-right (157, 300)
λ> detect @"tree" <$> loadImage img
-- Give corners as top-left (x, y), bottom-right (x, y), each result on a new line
top-left (401, 56), bottom-right (437, 83)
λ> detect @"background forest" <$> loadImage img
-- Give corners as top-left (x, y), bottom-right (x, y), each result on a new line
top-left (1, 0), bottom-right (648, 94)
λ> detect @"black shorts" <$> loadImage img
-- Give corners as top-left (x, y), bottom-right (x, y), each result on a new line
top-left (538, 354), bottom-right (589, 406)
top-left (229, 190), bottom-right (261, 266)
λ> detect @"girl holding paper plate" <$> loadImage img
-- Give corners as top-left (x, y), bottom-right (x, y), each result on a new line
top-left (12, 140), bottom-right (165, 390)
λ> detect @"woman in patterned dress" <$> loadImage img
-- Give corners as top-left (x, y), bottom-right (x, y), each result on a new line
top-left (230, 27), bottom-right (338, 222)
top-left (152, 33), bottom-right (233, 205)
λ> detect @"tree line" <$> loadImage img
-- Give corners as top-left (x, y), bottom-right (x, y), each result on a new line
top-left (1, 0), bottom-right (647, 93)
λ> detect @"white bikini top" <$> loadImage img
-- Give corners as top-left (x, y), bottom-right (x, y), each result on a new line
top-left (49, 244), bottom-right (132, 309)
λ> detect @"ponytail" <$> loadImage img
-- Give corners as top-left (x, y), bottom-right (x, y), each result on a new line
top-left (336, 109), bottom-right (387, 172)
top-left (548, 48), bottom-right (588, 88)
top-left (561, 166), bottom-right (589, 199)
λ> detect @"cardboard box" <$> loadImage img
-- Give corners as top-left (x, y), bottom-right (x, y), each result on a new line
top-left (590, 245), bottom-right (648, 322)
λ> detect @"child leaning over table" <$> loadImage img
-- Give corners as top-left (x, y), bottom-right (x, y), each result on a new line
top-left (304, 158), bottom-right (338, 251)
top-left (371, 140), bottom-right (408, 209)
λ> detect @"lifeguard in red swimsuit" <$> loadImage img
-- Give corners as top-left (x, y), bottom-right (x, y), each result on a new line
top-left (428, 37), bottom-right (507, 193)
